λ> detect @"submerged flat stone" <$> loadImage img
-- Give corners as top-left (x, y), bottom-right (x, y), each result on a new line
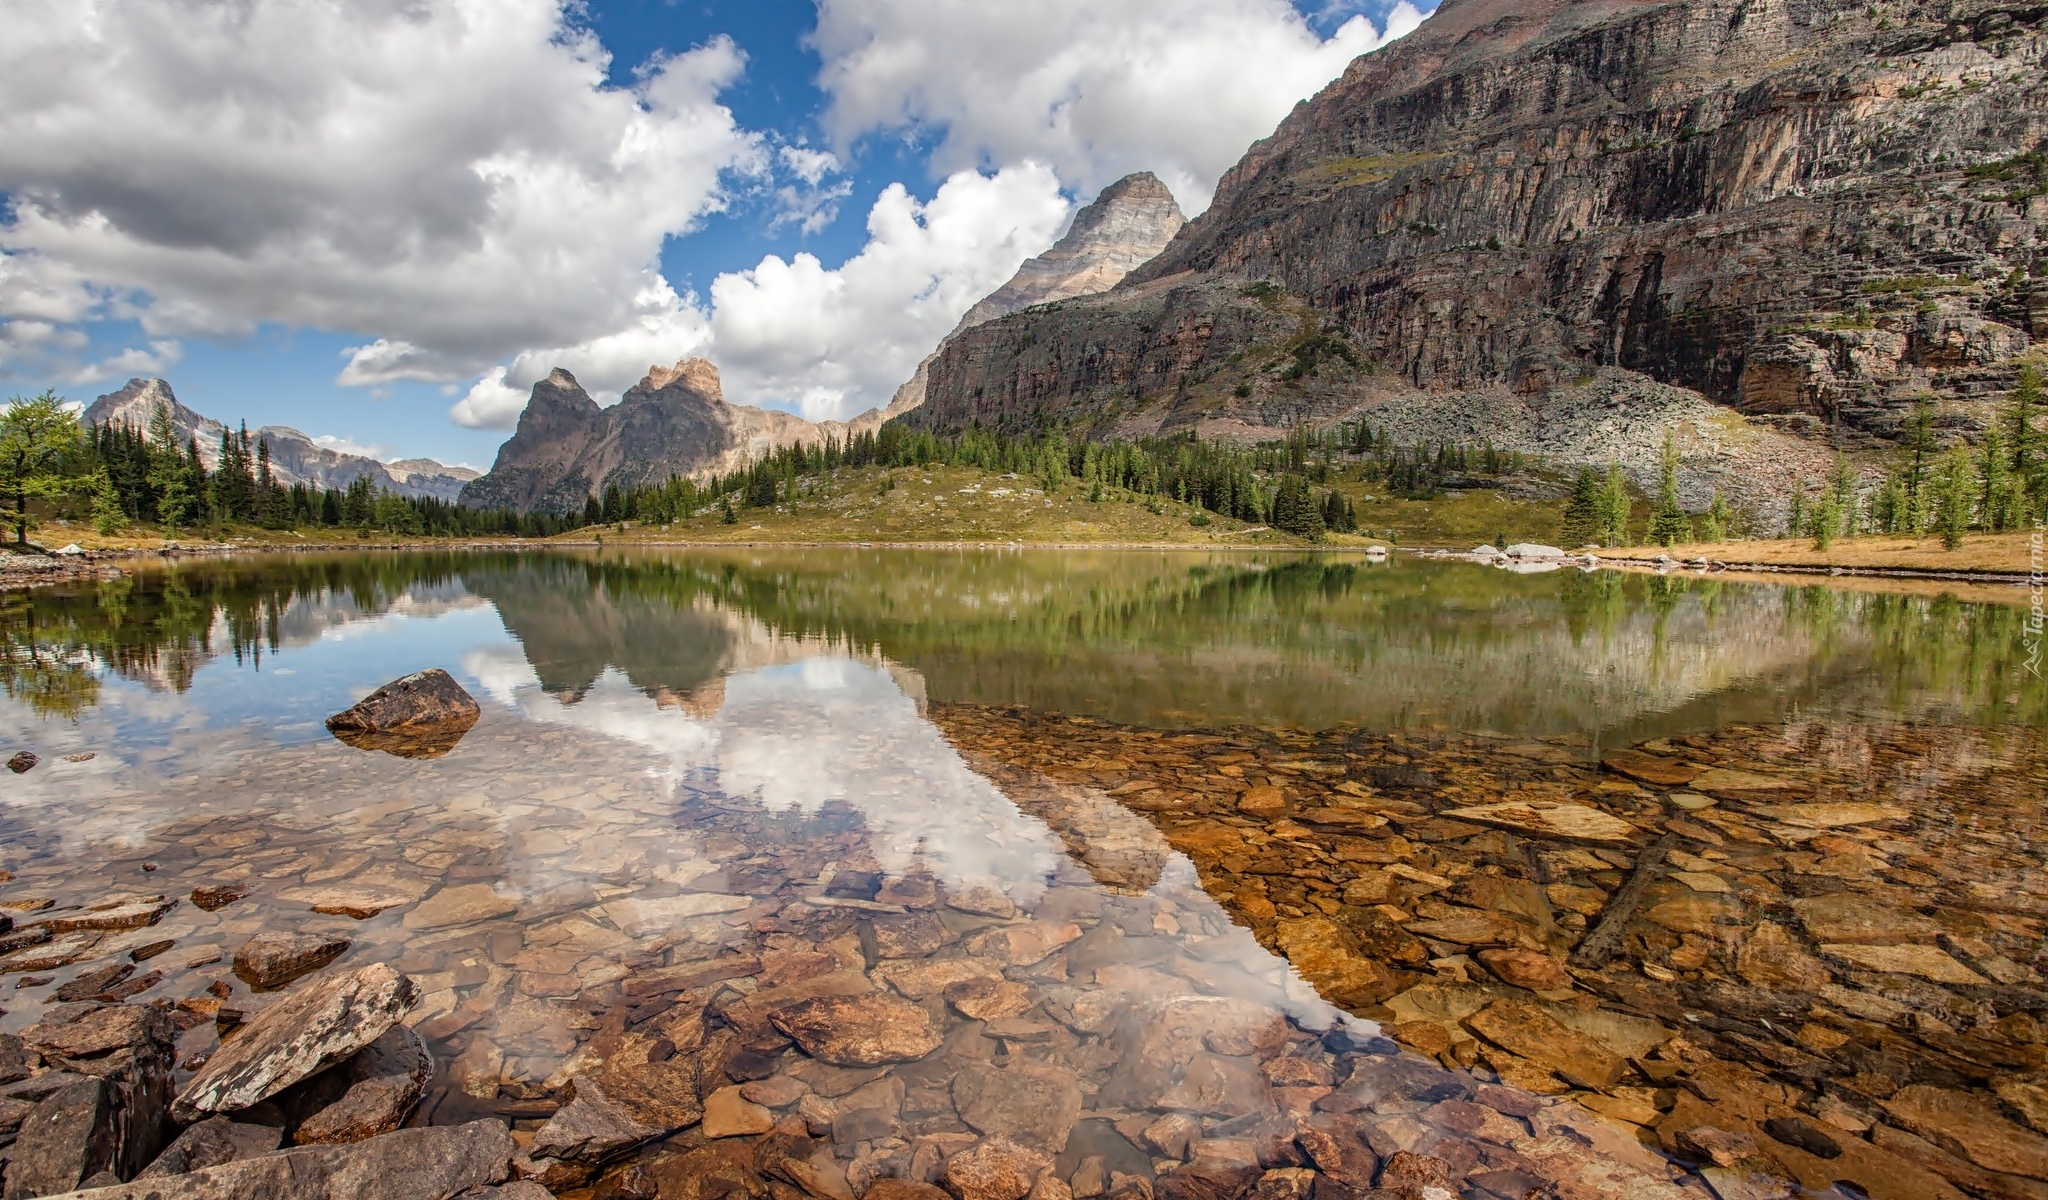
top-left (770, 993), bottom-right (943, 1066)
top-left (1819, 944), bottom-right (1984, 985)
top-left (1602, 749), bottom-right (1705, 787)
top-left (1441, 800), bottom-right (1636, 844)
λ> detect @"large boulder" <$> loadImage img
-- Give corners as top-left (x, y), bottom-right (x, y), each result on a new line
top-left (324, 669), bottom-right (480, 758)
top-left (172, 964), bottom-right (418, 1123)
top-left (18, 1005), bottom-right (177, 1185)
top-left (4, 1079), bottom-right (119, 1198)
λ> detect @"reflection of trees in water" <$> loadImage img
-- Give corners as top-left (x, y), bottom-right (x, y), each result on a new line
top-left (5, 554), bottom-right (484, 697)
top-left (0, 594), bottom-right (99, 720)
top-left (2, 549), bottom-right (2040, 732)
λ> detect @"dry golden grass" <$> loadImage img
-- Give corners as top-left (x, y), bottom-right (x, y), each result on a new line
top-left (1604, 530), bottom-right (2036, 575)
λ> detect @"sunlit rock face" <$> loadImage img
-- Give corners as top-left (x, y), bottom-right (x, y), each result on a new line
top-left (915, 0), bottom-right (2048, 504)
top-left (864, 171), bottom-right (1190, 430)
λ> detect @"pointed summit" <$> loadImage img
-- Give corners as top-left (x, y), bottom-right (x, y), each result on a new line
top-left (956, 172), bottom-right (1187, 331)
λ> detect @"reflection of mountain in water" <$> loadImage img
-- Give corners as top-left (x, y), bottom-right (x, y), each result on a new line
top-left (464, 557), bottom-right (924, 713)
top-left (2, 549), bottom-right (2037, 733)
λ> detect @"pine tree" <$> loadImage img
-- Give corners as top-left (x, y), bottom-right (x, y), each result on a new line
top-left (1597, 464), bottom-right (1631, 547)
top-left (1562, 467), bottom-right (1602, 547)
top-left (89, 467), bottom-right (124, 535)
top-left (2008, 363), bottom-right (2043, 521)
top-left (1829, 453), bottom-right (1859, 538)
top-left (1934, 445), bottom-right (1977, 550)
top-left (1648, 433), bottom-right (1691, 546)
top-left (1979, 422), bottom-right (2011, 531)
top-left (1901, 397), bottom-right (1937, 527)
top-left (1786, 481), bottom-right (1807, 539)
top-left (1697, 489), bottom-right (1729, 544)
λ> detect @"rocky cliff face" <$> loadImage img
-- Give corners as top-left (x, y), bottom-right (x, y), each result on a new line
top-left (84, 379), bottom-right (479, 502)
top-left (912, 0), bottom-right (2048, 496)
top-left (458, 359), bottom-right (848, 514)
top-left (865, 171), bottom-right (1189, 426)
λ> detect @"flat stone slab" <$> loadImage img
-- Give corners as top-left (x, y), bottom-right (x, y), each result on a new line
top-left (173, 963), bottom-right (419, 1122)
top-left (43, 898), bottom-right (177, 933)
top-left (233, 932), bottom-right (350, 989)
top-left (277, 879), bottom-right (431, 920)
top-left (770, 993), bottom-right (943, 1066)
top-left (1687, 767), bottom-right (1807, 796)
top-left (1760, 802), bottom-right (1912, 829)
top-left (597, 893), bottom-right (748, 937)
top-left (1819, 944), bottom-right (1984, 985)
top-left (51, 1119), bottom-right (512, 1199)
top-left (402, 885), bottom-right (519, 931)
top-left (1441, 801), bottom-right (1636, 844)
top-left (293, 1025), bottom-right (434, 1145)
top-left (1601, 750), bottom-right (1706, 787)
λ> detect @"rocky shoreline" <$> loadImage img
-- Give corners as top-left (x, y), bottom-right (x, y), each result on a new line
top-left (931, 704), bottom-right (2048, 1200)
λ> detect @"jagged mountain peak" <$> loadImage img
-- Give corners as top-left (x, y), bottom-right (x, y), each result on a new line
top-left (639, 357), bottom-right (723, 398)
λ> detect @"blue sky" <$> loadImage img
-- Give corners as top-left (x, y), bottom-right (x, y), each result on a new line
top-left (1, 0), bottom-right (1428, 470)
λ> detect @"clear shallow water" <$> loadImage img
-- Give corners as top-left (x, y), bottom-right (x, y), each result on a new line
top-left (0, 549), bottom-right (2042, 1199)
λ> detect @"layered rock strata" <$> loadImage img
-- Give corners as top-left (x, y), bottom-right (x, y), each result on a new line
top-left (914, 0), bottom-right (2048, 493)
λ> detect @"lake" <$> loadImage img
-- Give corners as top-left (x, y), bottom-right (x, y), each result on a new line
top-left (0, 548), bottom-right (2042, 1200)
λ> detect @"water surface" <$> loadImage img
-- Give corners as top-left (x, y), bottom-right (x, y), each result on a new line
top-left (0, 549), bottom-right (2040, 1199)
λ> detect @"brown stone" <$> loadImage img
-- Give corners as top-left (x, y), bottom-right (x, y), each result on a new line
top-left (770, 993), bottom-right (943, 1066)
top-left (1294, 1113), bottom-right (1378, 1188)
top-left (946, 978), bottom-right (1034, 1020)
top-left (292, 1024), bottom-right (434, 1145)
top-left (50, 1119), bottom-right (513, 1199)
top-left (232, 931), bottom-right (350, 990)
top-left (1476, 948), bottom-right (1569, 991)
top-left (1238, 787), bottom-right (1287, 817)
top-left (1883, 1084), bottom-right (2048, 1180)
top-left (46, 896), bottom-right (178, 933)
top-left (701, 1085), bottom-right (775, 1138)
top-left (1602, 749), bottom-right (1705, 787)
top-left (190, 886), bottom-right (248, 912)
top-left (1462, 999), bottom-right (1625, 1090)
top-left (325, 668), bottom-right (480, 735)
top-left (138, 1115), bottom-right (281, 1178)
top-left (402, 883), bottom-right (518, 931)
top-left (953, 1061), bottom-right (1083, 1153)
top-left (530, 1059), bottom-right (704, 1164)
top-left (173, 962), bottom-right (418, 1122)
top-left (1274, 917), bottom-right (1392, 1008)
top-left (944, 1137), bottom-right (1053, 1200)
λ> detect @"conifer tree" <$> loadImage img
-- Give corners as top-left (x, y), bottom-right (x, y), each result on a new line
top-left (1562, 467), bottom-right (1602, 547)
top-left (1648, 433), bottom-right (1691, 546)
top-left (1934, 446), bottom-right (1977, 550)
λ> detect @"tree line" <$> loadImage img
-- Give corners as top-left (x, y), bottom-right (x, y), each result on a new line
top-left (586, 423), bottom-right (1365, 539)
top-left (2, 392), bottom-right (574, 543)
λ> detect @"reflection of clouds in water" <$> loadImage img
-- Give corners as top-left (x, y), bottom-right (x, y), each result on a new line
top-left (718, 659), bottom-right (1061, 907)
top-left (462, 647), bottom-right (1060, 905)
top-left (458, 645), bottom-right (1361, 1035)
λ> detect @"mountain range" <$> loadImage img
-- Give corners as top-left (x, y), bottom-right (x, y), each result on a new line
top-left (83, 378), bottom-right (480, 503)
top-left (457, 173), bottom-right (1188, 514)
top-left (906, 0), bottom-right (2048, 511)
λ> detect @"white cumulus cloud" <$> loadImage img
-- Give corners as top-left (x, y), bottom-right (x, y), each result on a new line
top-left (451, 164), bottom-right (1071, 428)
top-left (810, 0), bottom-right (1426, 212)
top-left (710, 163), bottom-right (1071, 421)
top-left (0, 0), bottom-right (763, 384)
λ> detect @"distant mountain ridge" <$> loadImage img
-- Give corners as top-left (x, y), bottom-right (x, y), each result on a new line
top-left (459, 172), bottom-right (1189, 514)
top-left (84, 378), bottom-right (480, 502)
top-left (458, 358), bottom-right (859, 515)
